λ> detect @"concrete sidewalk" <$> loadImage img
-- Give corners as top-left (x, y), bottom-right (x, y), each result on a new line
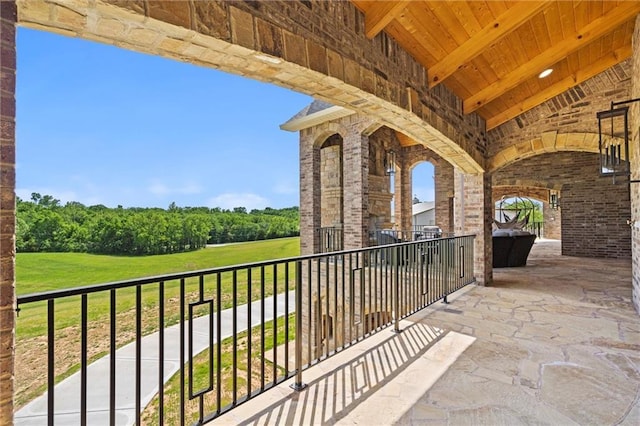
top-left (14, 292), bottom-right (295, 426)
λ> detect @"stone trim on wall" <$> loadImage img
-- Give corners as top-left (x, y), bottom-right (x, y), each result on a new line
top-left (488, 132), bottom-right (602, 173)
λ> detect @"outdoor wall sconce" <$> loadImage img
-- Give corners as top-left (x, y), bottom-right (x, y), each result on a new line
top-left (549, 191), bottom-right (558, 210)
top-left (384, 150), bottom-right (396, 176)
top-left (597, 98), bottom-right (639, 184)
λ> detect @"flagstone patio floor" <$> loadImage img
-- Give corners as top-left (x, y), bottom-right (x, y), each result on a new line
top-left (212, 239), bottom-right (640, 425)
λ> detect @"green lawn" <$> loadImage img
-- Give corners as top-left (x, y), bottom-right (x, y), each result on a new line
top-left (17, 237), bottom-right (300, 295)
top-left (15, 237), bottom-right (300, 339)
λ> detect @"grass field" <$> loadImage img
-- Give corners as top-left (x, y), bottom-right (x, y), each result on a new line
top-left (17, 237), bottom-right (301, 295)
top-left (14, 237), bottom-right (300, 408)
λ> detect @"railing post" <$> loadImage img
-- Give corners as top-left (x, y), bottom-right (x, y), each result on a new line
top-left (392, 245), bottom-right (402, 333)
top-left (443, 239), bottom-right (450, 304)
top-left (291, 260), bottom-right (307, 391)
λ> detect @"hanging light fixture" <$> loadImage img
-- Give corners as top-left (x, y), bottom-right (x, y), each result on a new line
top-left (596, 98), bottom-right (640, 184)
top-left (597, 106), bottom-right (629, 180)
top-left (384, 150), bottom-right (396, 176)
top-left (549, 190), bottom-right (558, 210)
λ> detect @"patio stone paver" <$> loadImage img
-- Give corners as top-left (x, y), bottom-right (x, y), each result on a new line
top-left (213, 240), bottom-right (640, 425)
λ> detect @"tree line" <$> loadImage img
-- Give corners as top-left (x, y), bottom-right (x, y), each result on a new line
top-left (17, 193), bottom-right (299, 255)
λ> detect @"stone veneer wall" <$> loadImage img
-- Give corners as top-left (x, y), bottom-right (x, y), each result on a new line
top-left (0, 1), bottom-right (15, 421)
top-left (367, 128), bottom-right (395, 230)
top-left (454, 171), bottom-right (493, 285)
top-left (630, 15), bottom-right (640, 313)
top-left (400, 144), bottom-right (454, 233)
top-left (494, 152), bottom-right (631, 258)
top-left (434, 161), bottom-right (454, 234)
top-left (543, 203), bottom-right (562, 240)
top-left (320, 136), bottom-right (343, 228)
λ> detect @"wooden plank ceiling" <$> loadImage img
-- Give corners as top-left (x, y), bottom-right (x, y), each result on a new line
top-left (351, 1), bottom-right (639, 130)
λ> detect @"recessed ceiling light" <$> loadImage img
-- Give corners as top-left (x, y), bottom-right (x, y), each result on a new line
top-left (539, 68), bottom-right (553, 78)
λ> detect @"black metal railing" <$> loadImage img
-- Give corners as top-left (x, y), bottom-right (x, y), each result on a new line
top-left (15, 235), bottom-right (475, 425)
top-left (316, 226), bottom-right (343, 253)
top-left (370, 228), bottom-right (449, 245)
top-left (523, 221), bottom-right (543, 238)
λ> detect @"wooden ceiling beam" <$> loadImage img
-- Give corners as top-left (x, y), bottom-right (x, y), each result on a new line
top-left (465, 1), bottom-right (640, 114)
top-left (485, 45), bottom-right (632, 131)
top-left (428, 1), bottom-right (552, 88)
top-left (364, 1), bottom-right (411, 39)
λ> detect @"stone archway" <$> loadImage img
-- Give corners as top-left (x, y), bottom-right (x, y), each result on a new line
top-left (493, 185), bottom-right (562, 239)
top-left (488, 132), bottom-right (602, 173)
top-left (493, 151), bottom-right (630, 258)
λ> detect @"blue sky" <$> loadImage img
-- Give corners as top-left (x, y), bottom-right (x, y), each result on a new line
top-left (16, 28), bottom-right (434, 210)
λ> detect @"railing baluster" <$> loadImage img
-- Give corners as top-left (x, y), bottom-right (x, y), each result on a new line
top-left (47, 299), bottom-right (54, 426)
top-left (341, 253), bottom-right (345, 350)
top-left (306, 260), bottom-right (311, 365)
top-left (332, 256), bottom-right (338, 354)
top-left (247, 268), bottom-right (252, 396)
top-left (216, 273), bottom-right (222, 414)
top-left (348, 254), bottom-right (353, 343)
top-left (158, 281), bottom-right (165, 425)
top-left (232, 270), bottom-right (238, 405)
top-left (81, 294), bottom-right (87, 426)
top-left (272, 264), bottom-right (278, 383)
top-left (260, 265), bottom-right (265, 390)
top-left (135, 285), bottom-right (142, 424)
top-left (109, 289), bottom-right (116, 426)
top-left (284, 263), bottom-right (290, 375)
top-left (179, 278), bottom-right (185, 426)
top-left (316, 258), bottom-right (322, 360)
top-left (393, 246), bottom-right (400, 333)
top-left (290, 260), bottom-right (306, 391)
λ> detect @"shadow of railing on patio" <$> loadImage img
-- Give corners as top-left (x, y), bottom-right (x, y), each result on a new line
top-left (237, 321), bottom-right (475, 425)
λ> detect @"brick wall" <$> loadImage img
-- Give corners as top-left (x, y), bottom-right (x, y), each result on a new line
top-left (494, 152), bottom-right (631, 258)
top-left (0, 0), bottom-right (15, 421)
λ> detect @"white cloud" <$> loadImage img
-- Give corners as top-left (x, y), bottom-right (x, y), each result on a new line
top-left (148, 180), bottom-right (203, 196)
top-left (273, 180), bottom-right (298, 195)
top-left (207, 193), bottom-right (270, 210)
top-left (149, 182), bottom-right (170, 196)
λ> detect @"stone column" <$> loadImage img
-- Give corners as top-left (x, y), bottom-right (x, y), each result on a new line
top-left (454, 170), bottom-right (492, 285)
top-left (299, 130), bottom-right (321, 255)
top-left (435, 161), bottom-right (454, 233)
top-left (394, 152), bottom-right (412, 232)
top-left (543, 201), bottom-right (561, 239)
top-left (0, 1), bottom-right (16, 422)
top-left (342, 130), bottom-right (368, 249)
